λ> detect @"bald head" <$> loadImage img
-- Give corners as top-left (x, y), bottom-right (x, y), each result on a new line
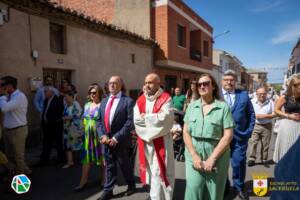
top-left (109, 75), bottom-right (123, 95)
top-left (145, 73), bottom-right (160, 83)
top-left (144, 73), bottom-right (161, 96)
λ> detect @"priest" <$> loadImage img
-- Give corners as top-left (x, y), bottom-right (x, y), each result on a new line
top-left (134, 73), bottom-right (175, 200)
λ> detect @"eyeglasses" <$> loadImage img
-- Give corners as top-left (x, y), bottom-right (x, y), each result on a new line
top-left (294, 82), bottom-right (300, 87)
top-left (198, 81), bottom-right (211, 88)
top-left (89, 91), bottom-right (97, 95)
top-left (257, 93), bottom-right (267, 96)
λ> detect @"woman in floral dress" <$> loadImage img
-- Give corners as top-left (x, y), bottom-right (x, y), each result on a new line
top-left (62, 91), bottom-right (83, 168)
top-left (74, 84), bottom-right (105, 191)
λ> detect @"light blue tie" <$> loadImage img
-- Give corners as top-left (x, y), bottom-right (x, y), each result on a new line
top-left (225, 92), bottom-right (233, 108)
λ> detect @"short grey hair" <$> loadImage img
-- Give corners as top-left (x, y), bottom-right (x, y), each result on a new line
top-left (223, 69), bottom-right (237, 79)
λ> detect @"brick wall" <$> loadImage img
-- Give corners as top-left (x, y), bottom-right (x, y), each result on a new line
top-left (152, 5), bottom-right (169, 60)
top-left (50, 0), bottom-right (115, 22)
top-left (154, 5), bottom-right (213, 70)
top-left (170, 0), bottom-right (213, 32)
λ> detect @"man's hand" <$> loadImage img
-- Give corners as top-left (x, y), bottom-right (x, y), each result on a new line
top-left (140, 113), bottom-right (145, 119)
top-left (100, 135), bottom-right (110, 144)
top-left (109, 137), bottom-right (118, 147)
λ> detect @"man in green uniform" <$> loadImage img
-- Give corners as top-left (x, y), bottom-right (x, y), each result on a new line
top-left (172, 87), bottom-right (186, 111)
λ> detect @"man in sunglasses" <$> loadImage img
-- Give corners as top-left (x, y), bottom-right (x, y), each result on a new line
top-left (221, 70), bottom-right (255, 200)
top-left (0, 76), bottom-right (32, 175)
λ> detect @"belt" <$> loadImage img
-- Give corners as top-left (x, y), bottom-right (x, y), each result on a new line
top-left (256, 123), bottom-right (272, 126)
top-left (6, 125), bottom-right (27, 131)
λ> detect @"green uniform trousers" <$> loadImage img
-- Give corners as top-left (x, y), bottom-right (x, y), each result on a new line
top-left (185, 138), bottom-right (230, 200)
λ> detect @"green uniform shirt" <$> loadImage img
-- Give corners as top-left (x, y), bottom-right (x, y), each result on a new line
top-left (172, 95), bottom-right (186, 111)
top-left (184, 99), bottom-right (235, 140)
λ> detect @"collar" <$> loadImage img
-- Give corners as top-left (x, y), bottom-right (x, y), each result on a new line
top-left (109, 91), bottom-right (122, 99)
top-left (9, 89), bottom-right (19, 97)
top-left (255, 99), bottom-right (270, 106)
top-left (222, 88), bottom-right (234, 95)
top-left (193, 99), bottom-right (223, 109)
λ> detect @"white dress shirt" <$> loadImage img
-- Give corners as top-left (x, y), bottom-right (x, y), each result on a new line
top-left (105, 91), bottom-right (122, 126)
top-left (251, 98), bottom-right (274, 124)
top-left (222, 88), bottom-right (236, 107)
top-left (0, 89), bottom-right (28, 129)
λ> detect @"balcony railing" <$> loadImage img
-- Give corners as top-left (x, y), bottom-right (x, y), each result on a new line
top-left (190, 48), bottom-right (201, 62)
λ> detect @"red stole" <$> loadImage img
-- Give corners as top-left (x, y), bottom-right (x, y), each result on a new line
top-left (136, 92), bottom-right (170, 187)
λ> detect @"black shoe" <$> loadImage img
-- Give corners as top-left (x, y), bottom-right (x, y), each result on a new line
top-left (125, 186), bottom-right (136, 196)
top-left (247, 160), bottom-right (255, 167)
top-left (262, 160), bottom-right (270, 168)
top-left (97, 191), bottom-right (113, 200)
top-left (74, 183), bottom-right (88, 192)
top-left (237, 190), bottom-right (248, 200)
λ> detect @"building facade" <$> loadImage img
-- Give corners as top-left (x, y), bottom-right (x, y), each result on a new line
top-left (213, 49), bottom-right (244, 88)
top-left (288, 38), bottom-right (300, 76)
top-left (0, 0), bottom-right (154, 139)
top-left (50, 0), bottom-right (214, 93)
top-left (247, 68), bottom-right (268, 90)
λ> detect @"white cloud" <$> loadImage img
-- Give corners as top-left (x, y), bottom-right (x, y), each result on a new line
top-left (271, 21), bottom-right (300, 44)
top-left (250, 0), bottom-right (287, 13)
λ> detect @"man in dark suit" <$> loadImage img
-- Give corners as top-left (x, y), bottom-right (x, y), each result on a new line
top-left (39, 86), bottom-right (64, 166)
top-left (222, 70), bottom-right (255, 200)
top-left (98, 76), bottom-right (136, 200)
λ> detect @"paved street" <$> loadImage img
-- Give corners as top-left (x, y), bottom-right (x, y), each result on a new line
top-left (0, 134), bottom-right (276, 200)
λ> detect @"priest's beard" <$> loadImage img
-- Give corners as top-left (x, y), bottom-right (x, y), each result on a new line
top-left (145, 88), bottom-right (163, 102)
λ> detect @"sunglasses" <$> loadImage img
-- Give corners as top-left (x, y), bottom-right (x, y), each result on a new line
top-left (89, 91), bottom-right (97, 95)
top-left (198, 81), bottom-right (211, 87)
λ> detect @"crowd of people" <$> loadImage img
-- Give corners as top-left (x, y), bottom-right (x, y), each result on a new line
top-left (0, 71), bottom-right (299, 200)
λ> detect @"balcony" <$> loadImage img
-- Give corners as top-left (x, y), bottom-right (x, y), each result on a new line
top-left (190, 48), bottom-right (201, 62)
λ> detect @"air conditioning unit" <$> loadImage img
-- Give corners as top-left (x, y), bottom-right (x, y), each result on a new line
top-left (0, 8), bottom-right (8, 25)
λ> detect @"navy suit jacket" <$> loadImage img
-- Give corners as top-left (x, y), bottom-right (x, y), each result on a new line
top-left (230, 89), bottom-right (255, 141)
top-left (98, 93), bottom-right (135, 149)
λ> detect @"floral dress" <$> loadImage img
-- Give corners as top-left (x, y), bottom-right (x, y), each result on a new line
top-left (63, 101), bottom-right (83, 151)
top-left (81, 102), bottom-right (104, 165)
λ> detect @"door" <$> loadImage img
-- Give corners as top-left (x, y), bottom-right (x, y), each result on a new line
top-left (165, 75), bottom-right (177, 95)
top-left (43, 68), bottom-right (72, 89)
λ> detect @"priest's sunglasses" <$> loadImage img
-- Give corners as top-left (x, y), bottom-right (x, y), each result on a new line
top-left (197, 81), bottom-right (211, 88)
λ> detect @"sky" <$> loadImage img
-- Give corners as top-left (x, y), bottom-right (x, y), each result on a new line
top-left (184, 0), bottom-right (300, 83)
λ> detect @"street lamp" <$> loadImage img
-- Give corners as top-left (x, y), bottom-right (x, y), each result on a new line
top-left (213, 30), bottom-right (230, 42)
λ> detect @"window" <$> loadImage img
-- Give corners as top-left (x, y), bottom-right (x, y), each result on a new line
top-left (131, 54), bottom-right (135, 64)
top-left (203, 40), bottom-right (209, 57)
top-left (43, 68), bottom-right (72, 89)
top-left (50, 22), bottom-right (66, 54)
top-left (296, 63), bottom-right (300, 73)
top-left (177, 24), bottom-right (186, 47)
